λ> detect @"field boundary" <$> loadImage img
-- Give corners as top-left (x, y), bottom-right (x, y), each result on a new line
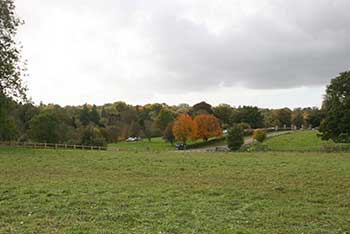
top-left (0, 142), bottom-right (108, 151)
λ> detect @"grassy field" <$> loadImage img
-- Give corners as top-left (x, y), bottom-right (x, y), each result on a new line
top-left (109, 137), bottom-right (174, 151)
top-left (263, 130), bottom-right (334, 151)
top-left (1, 147), bottom-right (350, 233)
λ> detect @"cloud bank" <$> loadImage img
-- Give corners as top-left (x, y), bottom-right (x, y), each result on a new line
top-left (16, 0), bottom-right (350, 106)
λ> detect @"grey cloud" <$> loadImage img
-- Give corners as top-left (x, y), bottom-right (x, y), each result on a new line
top-left (17, 0), bottom-right (350, 98)
top-left (143, 0), bottom-right (350, 91)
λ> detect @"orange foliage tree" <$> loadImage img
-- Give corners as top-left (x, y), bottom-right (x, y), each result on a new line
top-left (194, 114), bottom-right (222, 142)
top-left (172, 114), bottom-right (198, 144)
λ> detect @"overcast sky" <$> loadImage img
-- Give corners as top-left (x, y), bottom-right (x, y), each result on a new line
top-left (16, 0), bottom-right (350, 108)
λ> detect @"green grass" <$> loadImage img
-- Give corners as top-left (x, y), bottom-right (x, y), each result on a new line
top-left (263, 130), bottom-right (334, 151)
top-left (1, 147), bottom-right (350, 233)
top-left (109, 137), bottom-right (174, 151)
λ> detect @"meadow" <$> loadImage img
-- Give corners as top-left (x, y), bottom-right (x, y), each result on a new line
top-left (263, 130), bottom-right (334, 151)
top-left (1, 147), bottom-right (349, 233)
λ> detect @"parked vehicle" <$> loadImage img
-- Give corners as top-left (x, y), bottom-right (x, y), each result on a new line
top-left (126, 137), bottom-right (141, 142)
top-left (175, 143), bottom-right (186, 150)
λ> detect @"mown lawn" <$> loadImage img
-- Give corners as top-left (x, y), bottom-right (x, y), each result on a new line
top-left (0, 147), bottom-right (350, 233)
top-left (263, 130), bottom-right (334, 151)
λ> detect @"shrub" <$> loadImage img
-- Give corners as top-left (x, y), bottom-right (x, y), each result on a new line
top-left (227, 126), bottom-right (244, 151)
top-left (237, 122), bottom-right (253, 136)
top-left (253, 129), bottom-right (267, 142)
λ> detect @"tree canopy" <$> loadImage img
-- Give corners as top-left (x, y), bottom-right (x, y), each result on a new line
top-left (319, 71), bottom-right (350, 142)
top-left (0, 0), bottom-right (27, 99)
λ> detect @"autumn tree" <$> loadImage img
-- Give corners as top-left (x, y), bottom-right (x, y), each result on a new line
top-left (194, 114), bottom-right (222, 142)
top-left (172, 114), bottom-right (197, 144)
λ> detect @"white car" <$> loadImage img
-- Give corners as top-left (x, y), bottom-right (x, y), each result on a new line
top-left (126, 137), bottom-right (141, 142)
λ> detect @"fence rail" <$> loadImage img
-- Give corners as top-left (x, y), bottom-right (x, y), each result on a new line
top-left (0, 142), bottom-right (108, 151)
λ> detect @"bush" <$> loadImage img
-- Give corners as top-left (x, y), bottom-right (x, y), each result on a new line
top-left (227, 126), bottom-right (244, 151)
top-left (237, 122), bottom-right (253, 136)
top-left (241, 142), bottom-right (269, 152)
top-left (253, 129), bottom-right (267, 142)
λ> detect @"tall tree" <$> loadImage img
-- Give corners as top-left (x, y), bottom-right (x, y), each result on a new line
top-left (0, 0), bottom-right (27, 99)
top-left (172, 114), bottom-right (197, 144)
top-left (291, 108), bottom-right (304, 128)
top-left (79, 104), bottom-right (90, 126)
top-left (163, 122), bottom-right (175, 145)
top-left (234, 106), bottom-right (264, 129)
top-left (194, 114), bottom-right (222, 142)
top-left (272, 108), bottom-right (292, 127)
top-left (319, 71), bottom-right (350, 142)
top-left (90, 105), bottom-right (100, 125)
top-left (213, 104), bottom-right (235, 127)
top-left (191, 101), bottom-right (213, 116)
top-left (155, 108), bottom-right (175, 133)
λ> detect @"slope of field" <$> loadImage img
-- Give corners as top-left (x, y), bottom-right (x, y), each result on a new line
top-left (263, 130), bottom-right (334, 151)
top-left (1, 147), bottom-right (349, 233)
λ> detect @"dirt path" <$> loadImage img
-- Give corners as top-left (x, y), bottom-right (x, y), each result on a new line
top-left (185, 131), bottom-right (292, 152)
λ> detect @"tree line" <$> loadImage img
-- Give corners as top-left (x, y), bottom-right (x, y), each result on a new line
top-left (0, 99), bottom-right (323, 146)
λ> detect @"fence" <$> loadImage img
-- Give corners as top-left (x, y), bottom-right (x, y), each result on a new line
top-left (0, 141), bottom-right (108, 151)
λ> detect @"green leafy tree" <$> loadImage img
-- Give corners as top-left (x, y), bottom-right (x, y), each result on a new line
top-left (155, 108), bottom-right (175, 133)
top-left (227, 126), bottom-right (244, 151)
top-left (80, 104), bottom-right (90, 126)
top-left (213, 104), bottom-right (235, 127)
top-left (0, 95), bottom-right (17, 140)
top-left (163, 122), bottom-right (175, 145)
top-left (142, 119), bottom-right (153, 142)
top-left (128, 121), bottom-right (141, 137)
top-left (304, 107), bottom-right (322, 128)
top-left (90, 105), bottom-right (100, 125)
top-left (291, 108), bottom-right (304, 128)
top-left (0, 0), bottom-right (27, 99)
top-left (80, 125), bottom-right (106, 146)
top-left (319, 71), bottom-right (350, 142)
top-left (0, 0), bottom-right (26, 140)
top-left (29, 111), bottom-right (62, 143)
top-left (272, 108), bottom-right (292, 127)
top-left (234, 106), bottom-right (264, 129)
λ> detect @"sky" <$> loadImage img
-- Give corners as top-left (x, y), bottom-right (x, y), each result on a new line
top-left (15, 0), bottom-right (350, 108)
